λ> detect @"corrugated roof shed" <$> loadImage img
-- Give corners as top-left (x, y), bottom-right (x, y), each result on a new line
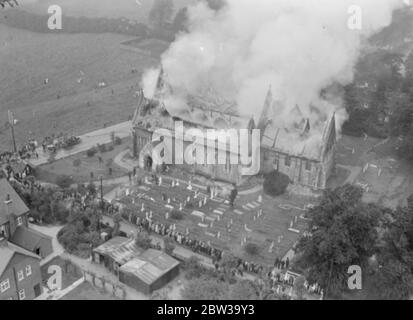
top-left (119, 249), bottom-right (180, 285)
top-left (93, 236), bottom-right (143, 265)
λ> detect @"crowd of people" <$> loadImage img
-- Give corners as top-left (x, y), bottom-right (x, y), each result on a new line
top-left (0, 139), bottom-right (39, 164)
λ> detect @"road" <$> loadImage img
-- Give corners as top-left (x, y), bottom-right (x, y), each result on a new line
top-left (28, 121), bottom-right (132, 166)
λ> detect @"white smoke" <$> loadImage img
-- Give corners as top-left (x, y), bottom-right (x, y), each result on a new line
top-left (143, 0), bottom-right (407, 134)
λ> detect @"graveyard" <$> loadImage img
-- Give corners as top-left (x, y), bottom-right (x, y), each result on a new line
top-left (112, 174), bottom-right (314, 266)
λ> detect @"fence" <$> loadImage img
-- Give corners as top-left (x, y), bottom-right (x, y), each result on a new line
top-left (82, 270), bottom-right (127, 300)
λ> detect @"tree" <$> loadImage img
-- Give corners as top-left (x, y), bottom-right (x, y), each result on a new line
top-left (183, 256), bottom-right (207, 280)
top-left (135, 231), bottom-right (152, 250)
top-left (369, 207), bottom-right (413, 299)
top-left (295, 185), bottom-right (379, 299)
top-left (181, 278), bottom-right (229, 300)
top-left (56, 175), bottom-right (74, 189)
top-left (149, 0), bottom-right (174, 29)
top-left (263, 171), bottom-right (290, 197)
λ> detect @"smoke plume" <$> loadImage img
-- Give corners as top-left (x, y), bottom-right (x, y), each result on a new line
top-left (143, 0), bottom-right (407, 134)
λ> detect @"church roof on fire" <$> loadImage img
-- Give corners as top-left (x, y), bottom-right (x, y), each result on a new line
top-left (261, 113), bottom-right (336, 161)
top-left (132, 88), bottom-right (254, 131)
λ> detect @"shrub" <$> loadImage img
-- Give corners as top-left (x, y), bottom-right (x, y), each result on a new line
top-left (97, 144), bottom-right (107, 153)
top-left (263, 171), bottom-right (290, 197)
top-left (170, 210), bottom-right (184, 220)
top-left (114, 136), bottom-right (122, 146)
top-left (86, 147), bottom-right (97, 157)
top-left (56, 175), bottom-right (74, 189)
top-left (73, 159), bottom-right (81, 167)
top-left (244, 243), bottom-right (260, 256)
top-left (135, 231), bottom-right (152, 250)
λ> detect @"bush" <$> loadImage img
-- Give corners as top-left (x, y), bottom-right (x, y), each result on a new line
top-left (86, 147), bottom-right (97, 157)
top-left (135, 231), bottom-right (152, 250)
top-left (244, 243), bottom-right (260, 256)
top-left (73, 159), bottom-right (81, 167)
top-left (263, 171), bottom-right (290, 197)
top-left (97, 144), bottom-right (107, 153)
top-left (170, 210), bottom-right (184, 220)
top-left (114, 136), bottom-right (122, 146)
top-left (56, 175), bottom-right (74, 189)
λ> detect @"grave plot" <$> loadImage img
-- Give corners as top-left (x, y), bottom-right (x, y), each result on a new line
top-left (115, 176), bottom-right (311, 265)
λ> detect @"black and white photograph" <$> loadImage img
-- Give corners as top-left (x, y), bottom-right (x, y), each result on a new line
top-left (1, 0), bottom-right (413, 306)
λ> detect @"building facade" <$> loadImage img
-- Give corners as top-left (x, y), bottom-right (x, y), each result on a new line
top-left (131, 71), bottom-right (336, 191)
top-left (0, 239), bottom-right (43, 300)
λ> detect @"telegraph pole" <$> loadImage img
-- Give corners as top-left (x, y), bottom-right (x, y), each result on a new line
top-left (100, 175), bottom-right (104, 231)
top-left (8, 110), bottom-right (17, 153)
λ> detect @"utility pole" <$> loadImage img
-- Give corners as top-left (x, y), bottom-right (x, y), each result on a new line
top-left (100, 175), bottom-right (104, 231)
top-left (8, 110), bottom-right (17, 153)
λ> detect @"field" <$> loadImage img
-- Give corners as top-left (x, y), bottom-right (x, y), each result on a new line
top-left (0, 25), bottom-right (165, 151)
top-left (22, 0), bottom-right (195, 22)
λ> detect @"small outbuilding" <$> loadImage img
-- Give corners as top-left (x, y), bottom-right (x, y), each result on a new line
top-left (119, 249), bottom-right (180, 295)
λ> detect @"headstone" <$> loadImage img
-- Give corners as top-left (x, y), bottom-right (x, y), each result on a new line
top-left (217, 232), bottom-right (220, 239)
top-left (141, 203), bottom-right (145, 212)
top-left (187, 181), bottom-right (192, 190)
top-left (290, 220), bottom-right (294, 228)
top-left (172, 180), bottom-right (175, 187)
top-left (203, 197), bottom-right (207, 205)
top-left (258, 195), bottom-right (262, 203)
top-left (199, 200), bottom-right (202, 208)
top-left (179, 203), bottom-right (183, 211)
top-left (158, 177), bottom-right (162, 186)
top-left (165, 212), bottom-right (169, 220)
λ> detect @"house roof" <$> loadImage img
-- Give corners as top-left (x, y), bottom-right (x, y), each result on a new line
top-left (0, 240), bottom-right (41, 277)
top-left (119, 249), bottom-right (179, 285)
top-left (93, 236), bottom-right (143, 265)
top-left (0, 179), bottom-right (29, 225)
top-left (10, 226), bottom-right (53, 251)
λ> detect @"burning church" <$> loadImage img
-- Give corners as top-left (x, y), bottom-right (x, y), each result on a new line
top-left (131, 69), bottom-right (336, 191)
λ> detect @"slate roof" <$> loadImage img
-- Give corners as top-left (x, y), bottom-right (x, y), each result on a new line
top-left (0, 240), bottom-right (41, 277)
top-left (0, 179), bottom-right (29, 225)
top-left (11, 226), bottom-right (53, 251)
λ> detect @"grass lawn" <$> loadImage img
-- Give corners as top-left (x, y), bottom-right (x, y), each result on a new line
top-left (61, 282), bottom-right (118, 300)
top-left (0, 25), bottom-right (159, 151)
top-left (35, 138), bottom-right (132, 185)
